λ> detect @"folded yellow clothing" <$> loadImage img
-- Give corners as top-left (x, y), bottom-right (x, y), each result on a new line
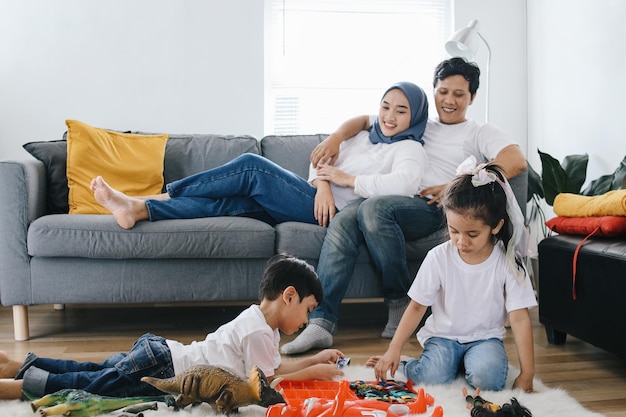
top-left (553, 190), bottom-right (626, 217)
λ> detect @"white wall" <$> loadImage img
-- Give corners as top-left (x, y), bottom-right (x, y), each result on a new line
top-left (5, 0), bottom-right (622, 183)
top-left (527, 0), bottom-right (626, 185)
top-left (454, 0), bottom-right (528, 154)
top-left (0, 0), bottom-right (264, 159)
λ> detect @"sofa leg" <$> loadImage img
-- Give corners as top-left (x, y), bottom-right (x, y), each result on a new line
top-left (13, 305), bottom-right (30, 341)
top-left (545, 324), bottom-right (567, 345)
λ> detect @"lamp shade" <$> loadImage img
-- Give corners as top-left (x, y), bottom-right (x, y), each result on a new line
top-left (445, 19), bottom-right (479, 60)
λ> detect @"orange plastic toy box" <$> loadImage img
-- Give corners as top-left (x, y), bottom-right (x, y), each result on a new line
top-left (267, 379), bottom-right (443, 417)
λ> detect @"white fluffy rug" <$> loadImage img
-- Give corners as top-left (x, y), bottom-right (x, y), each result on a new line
top-left (1, 366), bottom-right (604, 417)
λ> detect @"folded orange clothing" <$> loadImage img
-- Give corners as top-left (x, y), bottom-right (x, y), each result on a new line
top-left (553, 190), bottom-right (626, 217)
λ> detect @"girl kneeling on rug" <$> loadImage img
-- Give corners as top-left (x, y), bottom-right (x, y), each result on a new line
top-left (368, 161), bottom-right (537, 393)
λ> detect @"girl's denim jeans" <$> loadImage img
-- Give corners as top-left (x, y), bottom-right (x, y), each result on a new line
top-left (400, 337), bottom-right (509, 391)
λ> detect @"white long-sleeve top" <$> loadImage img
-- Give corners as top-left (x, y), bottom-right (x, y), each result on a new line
top-left (308, 129), bottom-right (427, 210)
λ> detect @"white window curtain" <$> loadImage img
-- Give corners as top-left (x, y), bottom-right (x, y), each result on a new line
top-left (266, 0), bottom-right (452, 135)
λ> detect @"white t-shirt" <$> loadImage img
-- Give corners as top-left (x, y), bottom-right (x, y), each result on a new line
top-left (408, 240), bottom-right (537, 347)
top-left (308, 118), bottom-right (427, 210)
top-left (166, 304), bottom-right (281, 379)
top-left (420, 118), bottom-right (515, 190)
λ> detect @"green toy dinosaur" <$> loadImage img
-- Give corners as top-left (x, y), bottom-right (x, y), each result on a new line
top-left (23, 389), bottom-right (173, 417)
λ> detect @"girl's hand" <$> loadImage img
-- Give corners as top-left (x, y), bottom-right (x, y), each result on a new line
top-left (372, 351), bottom-right (401, 381)
top-left (512, 372), bottom-right (535, 393)
top-left (316, 164), bottom-right (355, 188)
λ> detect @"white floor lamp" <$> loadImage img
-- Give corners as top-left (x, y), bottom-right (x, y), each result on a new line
top-left (445, 19), bottom-right (491, 123)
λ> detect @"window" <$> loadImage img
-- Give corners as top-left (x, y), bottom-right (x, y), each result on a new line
top-left (265, 0), bottom-right (452, 135)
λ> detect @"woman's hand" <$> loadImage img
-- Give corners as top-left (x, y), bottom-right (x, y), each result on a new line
top-left (316, 164), bottom-right (355, 188)
top-left (310, 135), bottom-right (342, 167)
top-left (313, 181), bottom-right (336, 226)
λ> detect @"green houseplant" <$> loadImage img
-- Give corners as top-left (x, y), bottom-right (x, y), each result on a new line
top-left (525, 151), bottom-right (625, 291)
top-left (527, 150), bottom-right (626, 238)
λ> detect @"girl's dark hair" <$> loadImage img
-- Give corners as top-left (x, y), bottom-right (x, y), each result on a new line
top-left (433, 57), bottom-right (481, 96)
top-left (442, 164), bottom-right (513, 250)
top-left (258, 253), bottom-right (323, 305)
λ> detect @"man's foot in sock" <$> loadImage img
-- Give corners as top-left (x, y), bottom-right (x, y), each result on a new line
top-left (381, 298), bottom-right (409, 339)
top-left (381, 323), bottom-right (397, 339)
top-left (281, 324), bottom-right (333, 355)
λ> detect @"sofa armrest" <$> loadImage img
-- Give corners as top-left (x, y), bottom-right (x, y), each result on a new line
top-left (0, 159), bottom-right (47, 306)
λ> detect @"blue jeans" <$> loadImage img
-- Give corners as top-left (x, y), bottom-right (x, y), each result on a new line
top-left (146, 153), bottom-right (318, 224)
top-left (401, 337), bottom-right (509, 391)
top-left (309, 195), bottom-right (443, 332)
top-left (17, 334), bottom-right (175, 397)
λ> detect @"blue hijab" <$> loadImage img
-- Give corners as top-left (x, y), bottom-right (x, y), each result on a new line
top-left (369, 81), bottom-right (429, 145)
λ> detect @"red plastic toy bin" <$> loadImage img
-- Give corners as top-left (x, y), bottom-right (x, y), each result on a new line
top-left (276, 380), bottom-right (358, 406)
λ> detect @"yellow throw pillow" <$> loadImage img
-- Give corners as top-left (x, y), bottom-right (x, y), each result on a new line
top-left (66, 119), bottom-right (169, 214)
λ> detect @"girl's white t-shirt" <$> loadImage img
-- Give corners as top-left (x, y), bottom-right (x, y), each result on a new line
top-left (166, 304), bottom-right (281, 379)
top-left (408, 240), bottom-right (537, 347)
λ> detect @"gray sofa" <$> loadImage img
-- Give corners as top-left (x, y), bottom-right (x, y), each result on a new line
top-left (0, 132), bottom-right (526, 341)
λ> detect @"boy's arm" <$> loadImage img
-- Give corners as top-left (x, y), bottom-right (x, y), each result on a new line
top-left (508, 308), bottom-right (535, 392)
top-left (273, 349), bottom-right (345, 381)
top-left (310, 115), bottom-right (370, 167)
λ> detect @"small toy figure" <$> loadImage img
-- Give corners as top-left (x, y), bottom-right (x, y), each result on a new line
top-left (24, 389), bottom-right (169, 417)
top-left (463, 387), bottom-right (532, 417)
top-left (141, 364), bottom-right (285, 414)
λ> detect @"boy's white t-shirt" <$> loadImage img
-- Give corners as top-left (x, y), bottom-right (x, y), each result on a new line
top-left (308, 115), bottom-right (427, 210)
top-left (408, 240), bottom-right (537, 347)
top-left (166, 304), bottom-right (281, 379)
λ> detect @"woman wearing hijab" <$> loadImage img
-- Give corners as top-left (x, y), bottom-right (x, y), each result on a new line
top-left (91, 82), bottom-right (429, 230)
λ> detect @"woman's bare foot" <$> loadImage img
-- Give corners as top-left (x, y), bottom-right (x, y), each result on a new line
top-left (0, 351), bottom-right (22, 379)
top-left (90, 176), bottom-right (149, 229)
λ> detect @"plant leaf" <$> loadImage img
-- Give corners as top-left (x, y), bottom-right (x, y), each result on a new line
top-left (538, 150), bottom-right (569, 205)
top-left (562, 153), bottom-right (588, 193)
top-left (526, 161), bottom-right (544, 202)
top-left (582, 155), bottom-right (626, 195)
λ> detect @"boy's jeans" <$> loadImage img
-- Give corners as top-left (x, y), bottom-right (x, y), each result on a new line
top-left (17, 333), bottom-right (175, 397)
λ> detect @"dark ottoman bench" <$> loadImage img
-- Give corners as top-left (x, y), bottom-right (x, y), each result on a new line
top-left (538, 234), bottom-right (626, 359)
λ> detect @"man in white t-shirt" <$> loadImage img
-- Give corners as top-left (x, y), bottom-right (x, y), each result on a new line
top-left (282, 57), bottom-right (527, 355)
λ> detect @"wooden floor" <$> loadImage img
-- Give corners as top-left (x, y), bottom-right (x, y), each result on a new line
top-left (0, 301), bottom-right (624, 416)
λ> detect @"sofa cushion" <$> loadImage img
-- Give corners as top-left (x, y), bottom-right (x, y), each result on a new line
top-left (23, 139), bottom-right (69, 214)
top-left (27, 215), bottom-right (275, 259)
top-left (156, 134), bottom-right (261, 185)
top-left (66, 120), bottom-right (169, 214)
top-left (275, 221), bottom-right (449, 262)
top-left (261, 134), bottom-right (327, 179)
top-left (545, 215), bottom-right (626, 238)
